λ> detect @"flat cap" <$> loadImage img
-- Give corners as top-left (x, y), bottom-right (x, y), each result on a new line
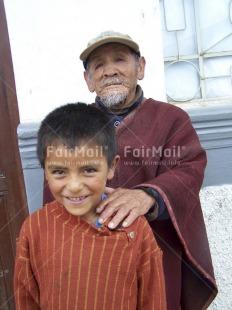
top-left (79, 30), bottom-right (140, 62)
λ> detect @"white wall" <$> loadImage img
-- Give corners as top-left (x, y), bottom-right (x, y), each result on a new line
top-left (4, 0), bottom-right (166, 123)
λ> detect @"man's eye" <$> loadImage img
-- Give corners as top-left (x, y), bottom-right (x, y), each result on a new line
top-left (116, 57), bottom-right (124, 62)
top-left (95, 63), bottom-right (103, 69)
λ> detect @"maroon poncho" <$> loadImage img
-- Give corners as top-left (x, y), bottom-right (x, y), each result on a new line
top-left (43, 97), bottom-right (217, 309)
top-left (107, 98), bottom-right (217, 309)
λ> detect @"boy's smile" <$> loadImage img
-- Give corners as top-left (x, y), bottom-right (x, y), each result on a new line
top-left (45, 144), bottom-right (118, 224)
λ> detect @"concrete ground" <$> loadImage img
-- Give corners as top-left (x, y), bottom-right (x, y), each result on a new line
top-left (200, 185), bottom-right (232, 310)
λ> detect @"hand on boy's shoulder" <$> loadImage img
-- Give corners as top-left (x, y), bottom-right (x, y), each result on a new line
top-left (103, 213), bottom-right (157, 244)
top-left (96, 187), bottom-right (156, 229)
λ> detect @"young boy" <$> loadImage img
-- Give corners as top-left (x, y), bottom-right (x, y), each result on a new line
top-left (14, 102), bottom-right (167, 309)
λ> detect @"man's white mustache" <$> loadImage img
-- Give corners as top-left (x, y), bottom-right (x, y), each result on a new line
top-left (101, 78), bottom-right (124, 87)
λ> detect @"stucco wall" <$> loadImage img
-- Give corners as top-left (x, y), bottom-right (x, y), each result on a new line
top-left (4, 0), bottom-right (165, 123)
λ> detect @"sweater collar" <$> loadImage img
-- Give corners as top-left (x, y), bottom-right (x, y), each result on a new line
top-left (50, 200), bottom-right (118, 236)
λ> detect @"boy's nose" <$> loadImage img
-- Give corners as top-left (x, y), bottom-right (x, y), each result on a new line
top-left (67, 177), bottom-right (83, 193)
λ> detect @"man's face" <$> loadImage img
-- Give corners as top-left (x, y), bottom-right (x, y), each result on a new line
top-left (84, 43), bottom-right (145, 108)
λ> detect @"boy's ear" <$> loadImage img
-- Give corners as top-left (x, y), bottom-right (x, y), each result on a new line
top-left (84, 71), bottom-right (95, 93)
top-left (107, 155), bottom-right (120, 180)
top-left (44, 170), bottom-right (48, 181)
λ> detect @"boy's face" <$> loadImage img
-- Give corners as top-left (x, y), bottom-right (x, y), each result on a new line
top-left (45, 144), bottom-right (119, 224)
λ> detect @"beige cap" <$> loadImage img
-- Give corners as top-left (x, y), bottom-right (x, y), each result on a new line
top-left (79, 30), bottom-right (140, 62)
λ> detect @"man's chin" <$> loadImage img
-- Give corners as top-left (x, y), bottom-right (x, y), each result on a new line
top-left (99, 92), bottom-right (128, 108)
top-left (101, 99), bottom-right (125, 108)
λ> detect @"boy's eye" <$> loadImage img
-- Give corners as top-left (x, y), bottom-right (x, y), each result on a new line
top-left (83, 167), bottom-right (96, 174)
top-left (52, 169), bottom-right (65, 175)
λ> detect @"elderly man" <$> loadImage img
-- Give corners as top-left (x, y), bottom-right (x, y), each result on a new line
top-left (78, 30), bottom-right (218, 309)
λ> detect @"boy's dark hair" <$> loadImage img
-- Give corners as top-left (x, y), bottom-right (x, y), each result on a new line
top-left (37, 102), bottom-right (116, 168)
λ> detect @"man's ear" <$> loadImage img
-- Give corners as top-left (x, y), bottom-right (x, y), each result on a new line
top-left (107, 155), bottom-right (120, 180)
top-left (84, 71), bottom-right (95, 93)
top-left (137, 56), bottom-right (146, 81)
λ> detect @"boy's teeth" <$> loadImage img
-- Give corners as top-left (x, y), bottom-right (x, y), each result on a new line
top-left (69, 196), bottom-right (86, 201)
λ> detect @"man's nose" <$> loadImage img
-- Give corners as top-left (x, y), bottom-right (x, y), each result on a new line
top-left (103, 63), bottom-right (118, 76)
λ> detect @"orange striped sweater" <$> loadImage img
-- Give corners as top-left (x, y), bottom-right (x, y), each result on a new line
top-left (14, 200), bottom-right (166, 309)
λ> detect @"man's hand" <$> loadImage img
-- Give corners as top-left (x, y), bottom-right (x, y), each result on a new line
top-left (96, 187), bottom-right (156, 229)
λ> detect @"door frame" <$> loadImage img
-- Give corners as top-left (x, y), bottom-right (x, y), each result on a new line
top-left (0, 1), bottom-right (28, 308)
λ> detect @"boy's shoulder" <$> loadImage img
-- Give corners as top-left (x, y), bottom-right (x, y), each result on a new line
top-left (20, 201), bottom-right (57, 231)
top-left (116, 215), bottom-right (153, 238)
top-left (131, 215), bottom-right (151, 227)
top-left (125, 215), bottom-right (149, 230)
top-left (31, 200), bottom-right (56, 216)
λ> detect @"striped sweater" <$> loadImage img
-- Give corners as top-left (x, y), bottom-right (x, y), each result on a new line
top-left (14, 200), bottom-right (166, 309)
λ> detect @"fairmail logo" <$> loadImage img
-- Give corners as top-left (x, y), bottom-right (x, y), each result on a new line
top-left (123, 145), bottom-right (185, 158)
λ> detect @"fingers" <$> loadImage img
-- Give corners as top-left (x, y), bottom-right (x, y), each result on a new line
top-left (96, 187), bottom-right (115, 214)
top-left (96, 194), bottom-right (116, 214)
top-left (110, 207), bottom-right (141, 229)
top-left (104, 187), bottom-right (115, 194)
top-left (96, 193), bottom-right (123, 226)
